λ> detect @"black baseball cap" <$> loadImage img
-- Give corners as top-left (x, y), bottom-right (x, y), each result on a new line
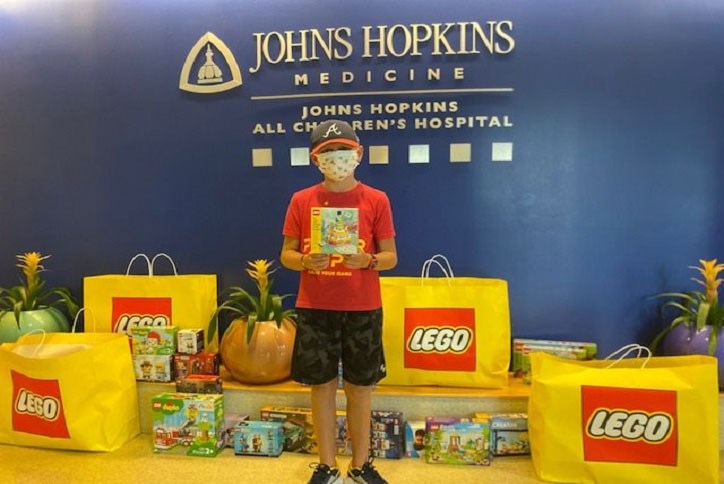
top-left (310, 120), bottom-right (359, 154)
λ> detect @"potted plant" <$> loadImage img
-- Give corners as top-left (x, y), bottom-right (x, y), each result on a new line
top-left (208, 259), bottom-right (296, 384)
top-left (0, 252), bottom-right (80, 343)
top-left (649, 258), bottom-right (724, 384)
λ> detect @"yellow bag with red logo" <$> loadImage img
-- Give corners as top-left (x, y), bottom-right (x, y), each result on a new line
top-left (83, 253), bottom-right (218, 351)
top-left (379, 255), bottom-right (510, 388)
top-left (0, 332), bottom-right (139, 451)
top-left (529, 347), bottom-right (720, 484)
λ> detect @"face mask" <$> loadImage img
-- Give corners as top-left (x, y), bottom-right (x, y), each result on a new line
top-left (316, 150), bottom-right (359, 182)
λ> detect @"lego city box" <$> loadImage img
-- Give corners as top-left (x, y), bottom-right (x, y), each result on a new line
top-left (260, 405), bottom-right (317, 453)
top-left (233, 420), bottom-right (284, 457)
top-left (133, 354), bottom-right (173, 382)
top-left (131, 326), bottom-right (178, 355)
top-left (425, 417), bottom-right (492, 466)
top-left (151, 392), bottom-right (225, 457)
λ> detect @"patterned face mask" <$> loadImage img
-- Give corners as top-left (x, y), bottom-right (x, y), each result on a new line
top-left (316, 149), bottom-right (359, 182)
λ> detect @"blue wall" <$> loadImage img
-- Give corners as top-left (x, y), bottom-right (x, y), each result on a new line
top-left (1, 0), bottom-right (723, 354)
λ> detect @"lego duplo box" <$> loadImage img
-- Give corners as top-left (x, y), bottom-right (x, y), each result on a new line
top-left (233, 420), bottom-right (284, 457)
top-left (174, 352), bottom-right (220, 378)
top-left (487, 413), bottom-right (529, 456)
top-left (131, 326), bottom-right (178, 355)
top-left (178, 328), bottom-right (204, 355)
top-left (151, 392), bottom-right (225, 457)
top-left (405, 420), bottom-right (426, 458)
top-left (133, 354), bottom-right (173, 382)
top-left (425, 417), bottom-right (492, 466)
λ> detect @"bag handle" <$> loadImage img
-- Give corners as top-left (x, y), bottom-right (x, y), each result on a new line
top-left (421, 254), bottom-right (455, 278)
top-left (126, 253), bottom-right (152, 276)
top-left (71, 308), bottom-right (97, 333)
top-left (19, 329), bottom-right (47, 357)
top-left (420, 255), bottom-right (454, 286)
top-left (151, 253), bottom-right (179, 276)
top-left (603, 343), bottom-right (652, 369)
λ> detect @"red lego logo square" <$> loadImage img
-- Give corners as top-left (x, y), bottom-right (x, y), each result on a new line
top-left (581, 385), bottom-right (677, 466)
top-left (11, 371), bottom-right (70, 439)
top-left (111, 297), bottom-right (172, 334)
top-left (404, 308), bottom-right (476, 371)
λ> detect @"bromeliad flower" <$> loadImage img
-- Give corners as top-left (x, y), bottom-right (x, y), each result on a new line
top-left (1, 252), bottom-right (79, 327)
top-left (208, 259), bottom-right (294, 344)
top-left (690, 259), bottom-right (724, 306)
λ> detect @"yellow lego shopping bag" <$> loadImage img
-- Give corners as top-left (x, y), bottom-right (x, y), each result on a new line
top-left (0, 332), bottom-right (139, 451)
top-left (83, 253), bottom-right (218, 351)
top-left (379, 255), bottom-right (510, 388)
top-left (528, 350), bottom-right (719, 484)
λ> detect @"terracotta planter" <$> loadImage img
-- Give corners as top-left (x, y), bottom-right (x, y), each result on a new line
top-left (0, 307), bottom-right (71, 343)
top-left (661, 324), bottom-right (724, 388)
top-left (220, 318), bottom-right (296, 384)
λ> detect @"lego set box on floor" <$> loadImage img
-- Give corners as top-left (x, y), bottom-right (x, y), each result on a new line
top-left (151, 393), bottom-right (225, 457)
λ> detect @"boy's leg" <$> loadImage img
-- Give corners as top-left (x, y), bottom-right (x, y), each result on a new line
top-left (343, 381), bottom-right (373, 467)
top-left (311, 378), bottom-right (341, 467)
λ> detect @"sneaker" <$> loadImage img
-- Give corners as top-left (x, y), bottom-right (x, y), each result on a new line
top-left (346, 459), bottom-right (388, 484)
top-left (308, 463), bottom-right (343, 484)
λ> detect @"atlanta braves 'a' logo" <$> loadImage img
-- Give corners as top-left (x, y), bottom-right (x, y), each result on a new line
top-left (322, 123), bottom-right (343, 138)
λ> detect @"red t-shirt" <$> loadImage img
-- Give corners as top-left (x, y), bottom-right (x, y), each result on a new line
top-left (282, 182), bottom-right (396, 311)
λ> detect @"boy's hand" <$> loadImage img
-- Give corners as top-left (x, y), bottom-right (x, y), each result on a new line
top-left (342, 252), bottom-right (372, 270)
top-left (304, 253), bottom-right (330, 271)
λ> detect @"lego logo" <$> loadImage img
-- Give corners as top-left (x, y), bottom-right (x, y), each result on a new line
top-left (14, 389), bottom-right (61, 422)
top-left (586, 409), bottom-right (673, 444)
top-left (407, 327), bottom-right (472, 353)
top-left (581, 385), bottom-right (678, 466)
top-left (116, 314), bottom-right (170, 334)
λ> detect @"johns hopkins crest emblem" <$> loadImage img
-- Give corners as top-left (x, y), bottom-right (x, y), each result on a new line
top-left (179, 32), bottom-right (242, 93)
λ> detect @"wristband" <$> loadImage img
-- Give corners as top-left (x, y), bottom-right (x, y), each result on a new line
top-left (366, 254), bottom-right (379, 270)
top-left (300, 254), bottom-right (307, 269)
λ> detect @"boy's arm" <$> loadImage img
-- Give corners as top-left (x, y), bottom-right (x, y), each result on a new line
top-left (281, 236), bottom-right (304, 271)
top-left (374, 237), bottom-right (398, 271)
top-left (281, 236), bottom-right (330, 271)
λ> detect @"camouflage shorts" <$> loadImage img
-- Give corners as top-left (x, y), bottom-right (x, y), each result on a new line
top-left (291, 308), bottom-right (386, 386)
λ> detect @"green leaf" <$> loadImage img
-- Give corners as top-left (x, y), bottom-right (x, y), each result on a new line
top-left (696, 302), bottom-right (711, 331)
top-left (246, 313), bottom-right (258, 344)
top-left (708, 329), bottom-right (718, 356)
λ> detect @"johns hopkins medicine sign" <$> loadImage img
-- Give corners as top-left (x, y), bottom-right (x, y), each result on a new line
top-left (180, 20), bottom-right (517, 164)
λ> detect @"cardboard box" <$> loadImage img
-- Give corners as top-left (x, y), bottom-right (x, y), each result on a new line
top-left (489, 413), bottom-right (529, 456)
top-left (178, 329), bottom-right (204, 355)
top-left (174, 352), bottom-right (220, 378)
top-left (224, 413), bottom-right (250, 448)
top-left (370, 410), bottom-right (404, 459)
top-left (233, 420), bottom-right (284, 456)
top-left (512, 338), bottom-right (596, 383)
top-left (175, 374), bottom-right (223, 394)
top-left (405, 420), bottom-right (426, 458)
top-left (133, 354), bottom-right (173, 382)
top-left (425, 417), bottom-right (492, 466)
top-left (151, 392), bottom-right (225, 457)
top-left (260, 406), bottom-right (317, 453)
top-left (131, 326), bottom-right (178, 355)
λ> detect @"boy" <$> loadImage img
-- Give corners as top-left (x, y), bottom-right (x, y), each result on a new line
top-left (281, 119), bottom-right (397, 484)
